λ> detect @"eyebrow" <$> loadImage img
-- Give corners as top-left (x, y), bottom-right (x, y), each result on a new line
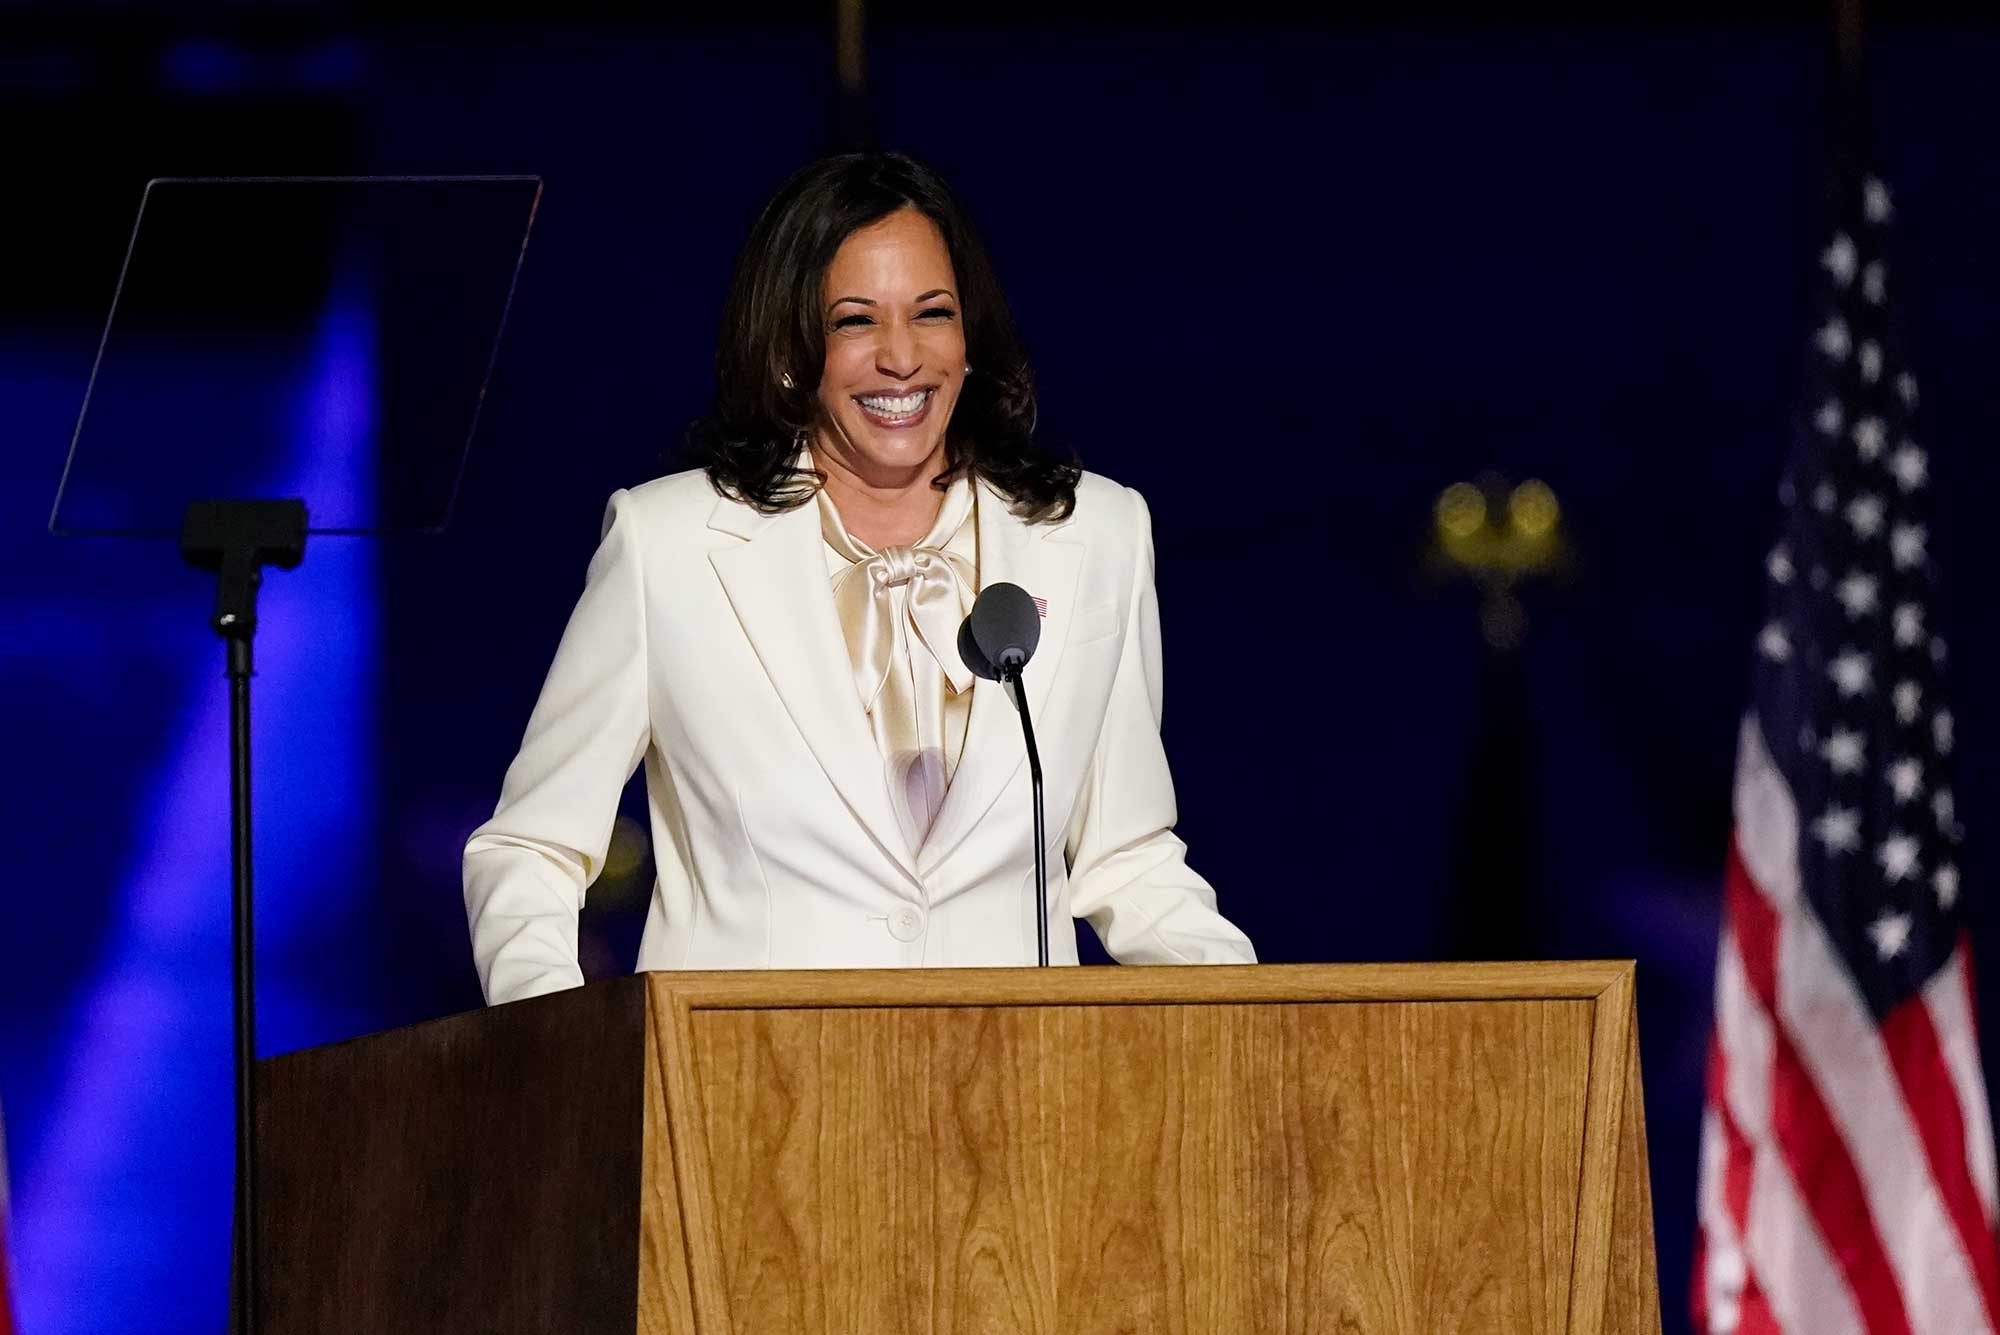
top-left (826, 288), bottom-right (958, 310)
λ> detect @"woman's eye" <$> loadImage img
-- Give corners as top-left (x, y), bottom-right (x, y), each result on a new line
top-left (917, 307), bottom-right (958, 321)
top-left (832, 314), bottom-right (874, 329)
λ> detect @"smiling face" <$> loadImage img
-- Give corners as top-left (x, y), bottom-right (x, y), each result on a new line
top-left (811, 207), bottom-right (968, 491)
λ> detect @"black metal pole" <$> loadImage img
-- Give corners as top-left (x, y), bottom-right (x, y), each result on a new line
top-left (831, 0), bottom-right (873, 151)
top-left (1008, 666), bottom-right (1049, 967)
top-left (227, 632), bottom-right (257, 1335)
top-left (181, 498), bottom-right (303, 1335)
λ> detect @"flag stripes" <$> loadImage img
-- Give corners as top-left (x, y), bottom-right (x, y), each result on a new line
top-left (1698, 719), bottom-right (1997, 1334)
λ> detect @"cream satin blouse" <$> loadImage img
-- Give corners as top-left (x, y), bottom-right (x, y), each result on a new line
top-left (817, 475), bottom-right (980, 853)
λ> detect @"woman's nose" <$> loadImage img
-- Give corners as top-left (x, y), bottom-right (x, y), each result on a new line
top-left (877, 320), bottom-right (921, 380)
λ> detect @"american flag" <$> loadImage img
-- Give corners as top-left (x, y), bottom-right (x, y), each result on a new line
top-left (1693, 163), bottom-right (2000, 1333)
top-left (0, 1099), bottom-right (11, 1335)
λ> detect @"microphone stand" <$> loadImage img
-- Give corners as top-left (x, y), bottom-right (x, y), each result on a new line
top-left (1004, 664), bottom-right (1049, 967)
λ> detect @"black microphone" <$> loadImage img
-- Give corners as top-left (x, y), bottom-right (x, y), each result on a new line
top-left (958, 582), bottom-right (1049, 967)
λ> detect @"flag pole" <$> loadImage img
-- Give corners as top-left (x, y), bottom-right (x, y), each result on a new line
top-left (833, 0), bottom-right (873, 151)
top-left (1833, 0), bottom-right (1863, 86)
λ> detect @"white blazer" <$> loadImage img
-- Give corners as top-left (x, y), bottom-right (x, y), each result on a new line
top-left (463, 467), bottom-right (1256, 1004)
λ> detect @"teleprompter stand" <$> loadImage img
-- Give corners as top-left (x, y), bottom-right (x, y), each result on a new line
top-left (179, 498), bottom-right (307, 1335)
top-left (51, 176), bottom-right (542, 1334)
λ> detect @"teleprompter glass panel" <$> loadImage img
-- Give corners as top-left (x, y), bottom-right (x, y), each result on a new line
top-left (52, 175), bottom-right (541, 536)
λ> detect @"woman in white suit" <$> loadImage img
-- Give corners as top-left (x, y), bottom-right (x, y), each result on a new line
top-left (464, 152), bottom-right (1255, 1005)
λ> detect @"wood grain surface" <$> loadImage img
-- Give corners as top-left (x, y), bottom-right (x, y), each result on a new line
top-left (652, 990), bottom-right (1612, 1335)
top-left (255, 964), bottom-right (1659, 1335)
top-left (1566, 965), bottom-right (1635, 1333)
top-left (1603, 1005), bottom-right (1664, 1334)
top-left (643, 960), bottom-right (1632, 1010)
top-left (638, 984), bottom-right (700, 1335)
top-left (257, 974), bottom-right (649, 1334)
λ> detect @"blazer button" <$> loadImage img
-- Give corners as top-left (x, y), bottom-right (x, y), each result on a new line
top-left (888, 906), bottom-right (925, 942)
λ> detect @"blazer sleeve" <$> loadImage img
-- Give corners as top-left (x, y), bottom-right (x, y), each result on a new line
top-left (463, 490), bottom-right (652, 1004)
top-left (1063, 487), bottom-right (1257, 965)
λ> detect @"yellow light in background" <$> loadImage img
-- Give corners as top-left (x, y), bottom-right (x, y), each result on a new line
top-left (1509, 479), bottom-right (1559, 538)
top-left (1436, 481), bottom-right (1487, 539)
top-left (601, 814), bottom-right (650, 881)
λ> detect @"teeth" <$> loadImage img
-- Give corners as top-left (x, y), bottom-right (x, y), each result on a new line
top-left (858, 389), bottom-right (929, 416)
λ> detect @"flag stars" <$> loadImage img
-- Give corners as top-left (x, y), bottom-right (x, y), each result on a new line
top-left (1770, 180), bottom-right (1966, 972)
top-left (1828, 650), bottom-right (1873, 698)
top-left (1864, 177), bottom-right (1893, 220)
top-left (1852, 418), bottom-right (1887, 460)
top-left (1812, 804), bottom-right (1862, 854)
top-left (1862, 262), bottom-right (1887, 305)
top-left (1821, 728), bottom-right (1867, 774)
top-left (1893, 604), bottom-right (1926, 648)
top-left (1877, 833), bottom-right (1921, 884)
top-left (1890, 523), bottom-right (1927, 569)
top-left (1858, 341), bottom-right (1884, 384)
top-left (1846, 494), bottom-right (1885, 538)
top-left (1886, 757), bottom-right (1924, 804)
top-left (1869, 911), bottom-right (1914, 961)
top-left (1834, 571), bottom-right (1879, 618)
top-left (1890, 445), bottom-right (1928, 492)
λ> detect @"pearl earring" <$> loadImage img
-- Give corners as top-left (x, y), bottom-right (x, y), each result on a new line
top-left (779, 371), bottom-right (796, 390)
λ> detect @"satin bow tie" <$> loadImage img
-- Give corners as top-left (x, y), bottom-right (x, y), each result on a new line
top-left (827, 539), bottom-right (977, 711)
top-left (815, 468), bottom-right (979, 853)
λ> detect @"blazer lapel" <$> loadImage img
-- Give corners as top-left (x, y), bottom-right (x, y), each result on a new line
top-left (919, 477), bottom-right (1085, 876)
top-left (707, 493), bottom-right (921, 887)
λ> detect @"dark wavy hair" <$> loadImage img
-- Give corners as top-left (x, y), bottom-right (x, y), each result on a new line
top-left (686, 152), bottom-right (1079, 521)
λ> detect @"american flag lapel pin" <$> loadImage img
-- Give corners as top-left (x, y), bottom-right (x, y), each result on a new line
top-left (1031, 594), bottom-right (1048, 619)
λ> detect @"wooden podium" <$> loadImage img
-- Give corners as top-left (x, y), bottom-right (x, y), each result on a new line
top-left (257, 963), bottom-right (1660, 1333)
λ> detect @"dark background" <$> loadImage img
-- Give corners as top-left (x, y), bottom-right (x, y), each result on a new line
top-left (2, 4), bottom-right (1997, 1332)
